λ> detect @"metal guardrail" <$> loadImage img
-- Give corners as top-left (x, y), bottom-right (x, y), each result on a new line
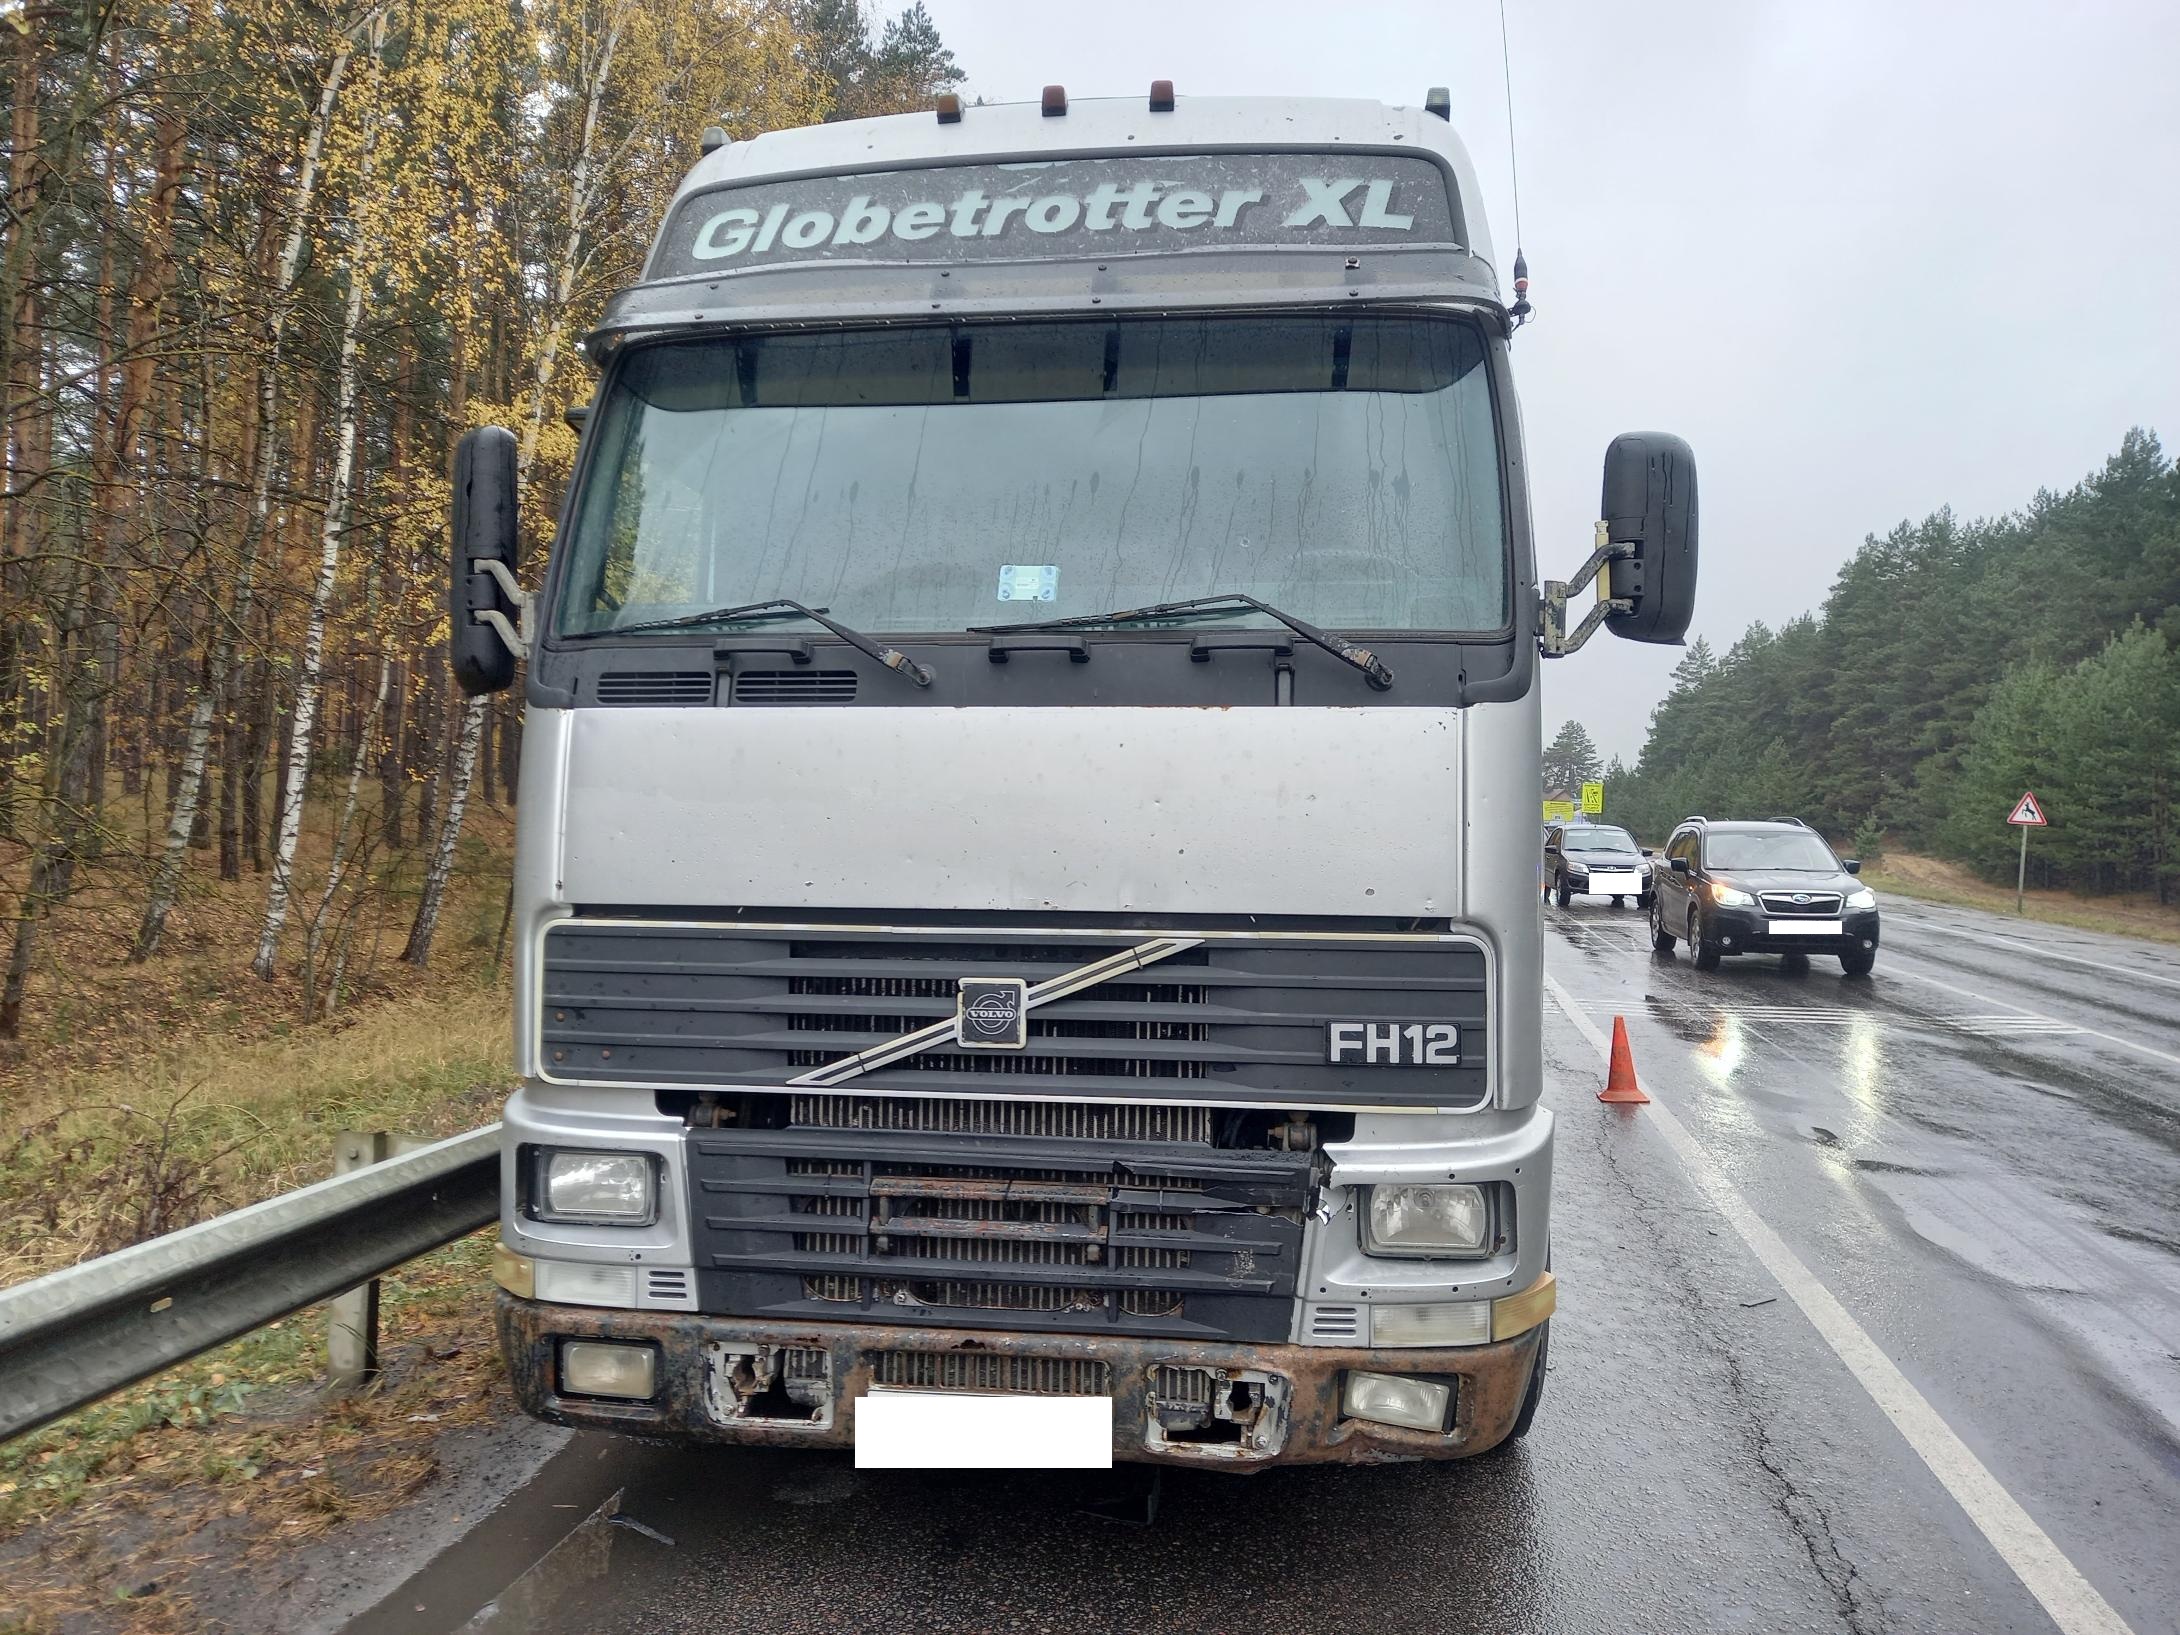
top-left (0, 1125), bottom-right (500, 1443)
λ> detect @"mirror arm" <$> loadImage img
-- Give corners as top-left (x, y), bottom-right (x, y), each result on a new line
top-left (472, 558), bottom-right (534, 662)
top-left (1539, 521), bottom-right (1635, 657)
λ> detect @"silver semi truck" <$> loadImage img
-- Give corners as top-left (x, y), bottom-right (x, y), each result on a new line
top-left (451, 86), bottom-right (1697, 1467)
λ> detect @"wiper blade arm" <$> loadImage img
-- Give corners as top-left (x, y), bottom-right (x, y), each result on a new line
top-left (973, 594), bottom-right (1393, 691)
top-left (567, 598), bottom-right (933, 687)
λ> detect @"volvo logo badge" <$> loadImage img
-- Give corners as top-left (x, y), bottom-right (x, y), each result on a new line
top-left (956, 977), bottom-right (1030, 1050)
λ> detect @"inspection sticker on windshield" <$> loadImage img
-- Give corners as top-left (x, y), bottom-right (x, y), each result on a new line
top-left (996, 564), bottom-right (1058, 602)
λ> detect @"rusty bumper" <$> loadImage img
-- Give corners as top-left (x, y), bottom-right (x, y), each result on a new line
top-left (497, 1292), bottom-right (1547, 1468)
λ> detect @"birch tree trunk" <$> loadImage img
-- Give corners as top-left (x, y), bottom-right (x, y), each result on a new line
top-left (304, 654), bottom-right (388, 1015)
top-left (400, 693), bottom-right (484, 966)
top-left (400, 1), bottom-right (625, 966)
top-left (252, 11), bottom-right (389, 980)
top-left (133, 28), bottom-right (363, 960)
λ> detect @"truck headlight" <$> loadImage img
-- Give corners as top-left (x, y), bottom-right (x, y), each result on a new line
top-left (534, 1149), bottom-right (656, 1225)
top-left (1709, 883), bottom-right (1755, 907)
top-left (1847, 887), bottom-right (1877, 909)
top-left (1363, 1183), bottom-right (1490, 1258)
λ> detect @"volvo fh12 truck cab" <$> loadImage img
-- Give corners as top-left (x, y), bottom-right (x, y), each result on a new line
top-left (453, 86), bottom-right (1698, 1467)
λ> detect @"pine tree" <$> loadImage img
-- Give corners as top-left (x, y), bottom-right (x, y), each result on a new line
top-left (1542, 721), bottom-right (1602, 798)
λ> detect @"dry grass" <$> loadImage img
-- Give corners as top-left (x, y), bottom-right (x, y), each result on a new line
top-left (0, 794), bottom-right (524, 1620)
top-left (1866, 850), bottom-right (2180, 946)
top-left (0, 1234), bottom-right (510, 1634)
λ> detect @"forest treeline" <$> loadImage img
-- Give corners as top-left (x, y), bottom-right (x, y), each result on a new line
top-left (0, 0), bottom-right (960, 1035)
top-left (1609, 430), bottom-right (2180, 901)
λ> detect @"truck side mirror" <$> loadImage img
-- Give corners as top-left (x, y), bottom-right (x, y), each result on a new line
top-left (450, 425), bottom-right (523, 697)
top-left (1601, 431), bottom-right (1699, 645)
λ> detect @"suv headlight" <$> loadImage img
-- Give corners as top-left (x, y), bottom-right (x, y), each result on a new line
top-left (1709, 883), bottom-right (1756, 907)
top-left (533, 1149), bottom-right (656, 1225)
top-left (1847, 887), bottom-right (1877, 909)
top-left (1363, 1183), bottom-right (1492, 1258)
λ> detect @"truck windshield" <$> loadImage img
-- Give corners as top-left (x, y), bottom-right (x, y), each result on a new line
top-left (553, 314), bottom-right (1507, 637)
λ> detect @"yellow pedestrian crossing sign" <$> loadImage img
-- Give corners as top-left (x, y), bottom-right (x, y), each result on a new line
top-left (1581, 782), bottom-right (1604, 815)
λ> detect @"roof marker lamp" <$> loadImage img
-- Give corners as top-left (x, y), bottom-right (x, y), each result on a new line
top-left (533, 1149), bottom-right (656, 1225)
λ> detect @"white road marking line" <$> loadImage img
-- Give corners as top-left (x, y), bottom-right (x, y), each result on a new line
top-left (1566, 997), bottom-right (2081, 1036)
top-left (1881, 960), bottom-right (2180, 1071)
top-left (1893, 911), bottom-right (2180, 992)
top-left (1545, 972), bottom-right (2138, 1635)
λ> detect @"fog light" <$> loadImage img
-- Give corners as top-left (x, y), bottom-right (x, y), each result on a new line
top-left (560, 1340), bottom-right (656, 1400)
top-left (1370, 1300), bottom-right (1490, 1347)
top-left (1341, 1370), bottom-right (1451, 1432)
top-left (536, 1261), bottom-right (638, 1308)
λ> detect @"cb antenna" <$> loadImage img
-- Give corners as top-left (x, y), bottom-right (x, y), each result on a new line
top-left (1498, 0), bottom-right (1532, 330)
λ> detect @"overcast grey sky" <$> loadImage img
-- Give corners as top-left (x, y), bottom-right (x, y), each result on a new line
top-left (919, 0), bottom-right (2180, 762)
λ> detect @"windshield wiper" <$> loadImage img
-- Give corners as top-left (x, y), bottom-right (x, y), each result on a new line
top-left (972, 593), bottom-right (1393, 692)
top-left (567, 598), bottom-right (932, 687)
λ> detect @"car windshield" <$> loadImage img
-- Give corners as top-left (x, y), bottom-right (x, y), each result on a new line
top-left (1564, 828), bottom-right (1638, 853)
top-left (553, 314), bottom-right (1508, 637)
top-left (1705, 831), bottom-right (1840, 871)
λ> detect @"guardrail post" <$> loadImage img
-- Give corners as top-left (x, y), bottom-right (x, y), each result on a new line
top-left (326, 1131), bottom-right (441, 1392)
top-left (326, 1132), bottom-right (388, 1391)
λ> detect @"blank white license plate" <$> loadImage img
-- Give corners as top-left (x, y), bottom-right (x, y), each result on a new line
top-left (853, 1390), bottom-right (1113, 1469)
top-left (1767, 919), bottom-right (1843, 936)
top-left (1587, 872), bottom-right (1641, 893)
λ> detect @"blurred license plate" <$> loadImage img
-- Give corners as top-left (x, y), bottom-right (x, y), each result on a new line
top-left (1588, 871), bottom-right (1641, 893)
top-left (854, 1390), bottom-right (1112, 1469)
top-left (1768, 920), bottom-right (1843, 936)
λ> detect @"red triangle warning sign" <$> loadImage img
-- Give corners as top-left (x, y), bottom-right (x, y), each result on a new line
top-left (2007, 791), bottom-right (2047, 827)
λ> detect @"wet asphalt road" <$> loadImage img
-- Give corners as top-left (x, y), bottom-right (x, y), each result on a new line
top-left (355, 894), bottom-right (2180, 1635)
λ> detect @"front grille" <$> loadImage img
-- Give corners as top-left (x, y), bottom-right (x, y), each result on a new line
top-left (543, 922), bottom-right (1490, 1111)
top-left (874, 1352), bottom-right (1111, 1395)
top-left (732, 669), bottom-right (858, 705)
top-left (1758, 892), bottom-right (1844, 916)
top-left (594, 670), bottom-right (713, 706)
top-left (790, 1094), bottom-right (1212, 1143)
top-left (684, 1109), bottom-right (1311, 1341)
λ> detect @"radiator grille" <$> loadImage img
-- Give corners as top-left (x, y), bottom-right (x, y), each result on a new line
top-left (594, 670), bottom-right (713, 706)
top-left (544, 922), bottom-right (1491, 1111)
top-left (732, 669), bottom-right (858, 705)
top-left (874, 1352), bottom-right (1112, 1395)
top-left (1759, 891), bottom-right (1844, 916)
top-left (687, 1108), bottom-right (1311, 1341)
top-left (1151, 1365), bottom-right (1217, 1406)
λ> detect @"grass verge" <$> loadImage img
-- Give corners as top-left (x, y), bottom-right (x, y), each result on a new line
top-left (1863, 851), bottom-right (2180, 947)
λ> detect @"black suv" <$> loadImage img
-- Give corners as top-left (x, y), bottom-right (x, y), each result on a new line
top-left (1650, 817), bottom-right (1879, 975)
top-left (1543, 821), bottom-right (1655, 909)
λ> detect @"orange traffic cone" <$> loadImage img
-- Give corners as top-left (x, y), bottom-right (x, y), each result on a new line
top-left (1597, 1016), bottom-right (1650, 1104)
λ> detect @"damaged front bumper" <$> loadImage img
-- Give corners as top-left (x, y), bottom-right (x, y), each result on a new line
top-left (496, 1284), bottom-right (1550, 1467)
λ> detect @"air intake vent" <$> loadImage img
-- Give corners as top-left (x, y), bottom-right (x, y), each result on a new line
top-left (1308, 1305), bottom-right (1363, 1341)
top-left (732, 669), bottom-right (858, 705)
top-left (595, 670), bottom-right (713, 706)
top-left (640, 1267), bottom-right (696, 1310)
